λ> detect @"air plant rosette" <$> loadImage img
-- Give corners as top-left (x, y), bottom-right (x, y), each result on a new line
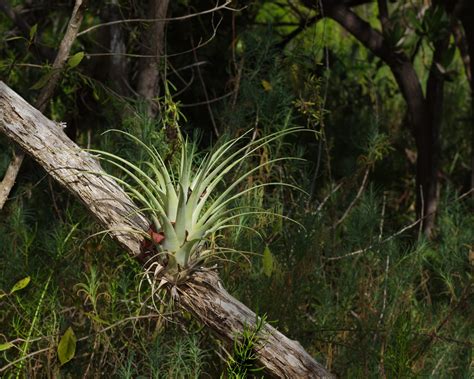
top-left (92, 127), bottom-right (305, 284)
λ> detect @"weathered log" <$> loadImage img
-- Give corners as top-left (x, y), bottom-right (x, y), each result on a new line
top-left (0, 81), bottom-right (333, 378)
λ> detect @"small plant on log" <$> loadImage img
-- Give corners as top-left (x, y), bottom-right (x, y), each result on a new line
top-left (92, 127), bottom-right (304, 282)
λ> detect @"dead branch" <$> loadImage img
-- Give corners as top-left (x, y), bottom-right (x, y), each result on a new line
top-left (0, 81), bottom-right (333, 378)
top-left (0, 0), bottom-right (88, 210)
top-left (0, 150), bottom-right (23, 209)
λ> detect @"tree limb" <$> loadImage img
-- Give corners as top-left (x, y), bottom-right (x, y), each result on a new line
top-left (376, 0), bottom-right (389, 33)
top-left (0, 81), bottom-right (334, 379)
top-left (35, 0), bottom-right (89, 111)
top-left (0, 150), bottom-right (23, 209)
top-left (276, 14), bottom-right (321, 49)
top-left (0, 0), bottom-right (88, 210)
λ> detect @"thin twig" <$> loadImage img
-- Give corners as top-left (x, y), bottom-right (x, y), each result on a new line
top-left (378, 194), bottom-right (390, 322)
top-left (180, 90), bottom-right (235, 108)
top-left (77, 1), bottom-right (235, 37)
top-left (0, 347), bottom-right (51, 373)
top-left (84, 17), bottom-right (223, 60)
top-left (327, 216), bottom-right (421, 261)
top-left (418, 185), bottom-right (424, 238)
top-left (315, 182), bottom-right (343, 214)
top-left (191, 32), bottom-right (219, 137)
top-left (333, 166), bottom-right (370, 228)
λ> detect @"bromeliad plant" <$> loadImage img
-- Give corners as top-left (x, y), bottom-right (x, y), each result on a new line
top-left (93, 127), bottom-right (304, 281)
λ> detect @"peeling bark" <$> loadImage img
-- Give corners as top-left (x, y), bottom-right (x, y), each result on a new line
top-left (0, 82), bottom-right (333, 379)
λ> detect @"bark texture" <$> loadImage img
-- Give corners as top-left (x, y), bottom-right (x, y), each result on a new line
top-left (136, 0), bottom-right (170, 116)
top-left (0, 81), bottom-right (333, 379)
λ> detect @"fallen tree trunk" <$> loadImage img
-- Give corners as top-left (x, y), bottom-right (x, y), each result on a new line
top-left (0, 81), bottom-right (333, 378)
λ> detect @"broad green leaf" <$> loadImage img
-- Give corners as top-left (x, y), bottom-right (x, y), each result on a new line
top-left (68, 52), bottom-right (84, 68)
top-left (0, 342), bottom-right (14, 351)
top-left (262, 246), bottom-right (274, 277)
top-left (10, 276), bottom-right (30, 294)
top-left (29, 24), bottom-right (38, 41)
top-left (58, 327), bottom-right (76, 365)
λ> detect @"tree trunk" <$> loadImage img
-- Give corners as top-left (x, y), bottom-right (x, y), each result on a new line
top-left (459, 8), bottom-right (474, 196)
top-left (0, 81), bottom-right (333, 379)
top-left (318, 1), bottom-right (441, 236)
top-left (99, 0), bottom-right (130, 96)
top-left (136, 0), bottom-right (170, 116)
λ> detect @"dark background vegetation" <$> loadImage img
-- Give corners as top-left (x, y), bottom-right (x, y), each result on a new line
top-left (0, 0), bottom-right (473, 377)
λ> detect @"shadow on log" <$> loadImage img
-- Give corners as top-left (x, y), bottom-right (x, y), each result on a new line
top-left (0, 81), bottom-right (334, 378)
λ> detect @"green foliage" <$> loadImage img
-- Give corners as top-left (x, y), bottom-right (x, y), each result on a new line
top-left (93, 126), bottom-right (303, 279)
top-left (0, 1), bottom-right (473, 377)
top-left (223, 315), bottom-right (266, 378)
top-left (57, 327), bottom-right (77, 366)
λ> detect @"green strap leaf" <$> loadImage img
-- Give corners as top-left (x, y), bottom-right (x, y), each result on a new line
top-left (58, 327), bottom-right (77, 366)
top-left (0, 342), bottom-right (14, 351)
top-left (10, 276), bottom-right (31, 294)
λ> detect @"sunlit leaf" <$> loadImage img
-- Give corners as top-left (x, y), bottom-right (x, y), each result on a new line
top-left (68, 52), bottom-right (85, 68)
top-left (0, 342), bottom-right (14, 351)
top-left (10, 276), bottom-right (30, 294)
top-left (58, 327), bottom-right (76, 365)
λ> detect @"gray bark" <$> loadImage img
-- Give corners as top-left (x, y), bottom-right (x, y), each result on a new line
top-left (0, 81), bottom-right (333, 379)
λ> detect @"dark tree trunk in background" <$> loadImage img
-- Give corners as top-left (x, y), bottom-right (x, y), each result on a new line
top-left (458, 5), bottom-right (474, 196)
top-left (136, 0), bottom-right (170, 117)
top-left (315, 0), bottom-right (442, 236)
top-left (423, 35), bottom-right (450, 232)
top-left (103, 0), bottom-right (130, 96)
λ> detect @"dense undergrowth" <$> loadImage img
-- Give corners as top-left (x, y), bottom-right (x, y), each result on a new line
top-left (1, 2), bottom-right (473, 377)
